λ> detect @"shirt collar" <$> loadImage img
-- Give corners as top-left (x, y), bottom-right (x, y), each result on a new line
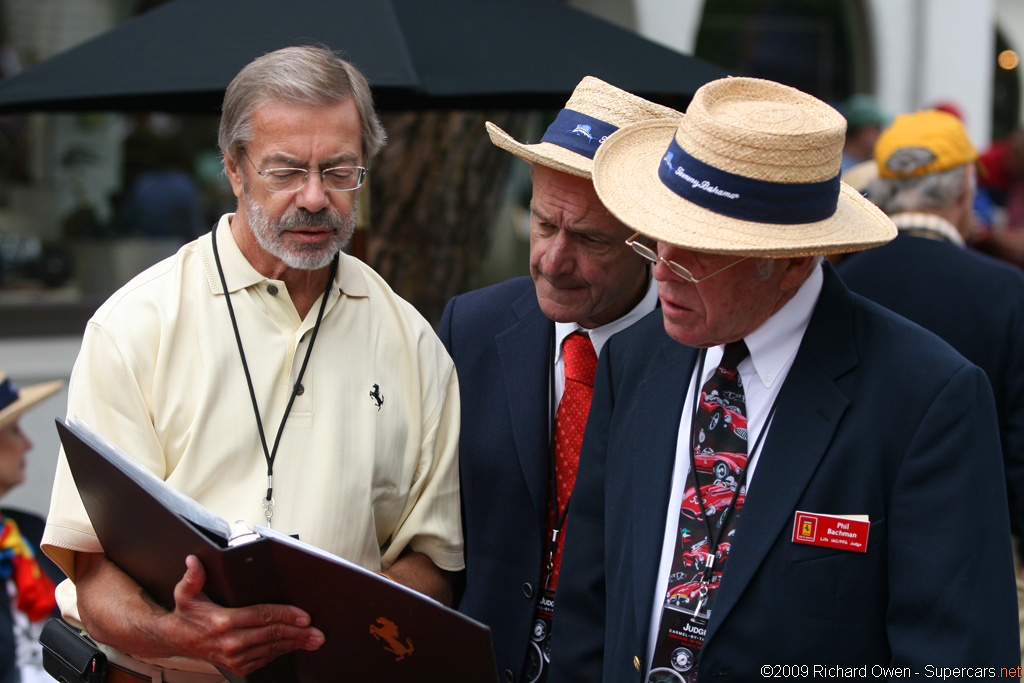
top-left (201, 213), bottom-right (369, 298)
top-left (554, 271), bottom-right (659, 360)
top-left (889, 212), bottom-right (965, 246)
top-left (704, 262), bottom-right (823, 389)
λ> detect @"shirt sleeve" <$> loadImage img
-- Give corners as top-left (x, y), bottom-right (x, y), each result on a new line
top-left (41, 318), bottom-right (165, 581)
top-left (379, 336), bottom-right (464, 573)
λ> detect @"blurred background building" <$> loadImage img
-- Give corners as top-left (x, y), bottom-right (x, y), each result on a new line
top-left (0, 0), bottom-right (1018, 515)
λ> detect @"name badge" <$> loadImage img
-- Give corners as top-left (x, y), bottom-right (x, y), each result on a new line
top-left (791, 511), bottom-right (869, 553)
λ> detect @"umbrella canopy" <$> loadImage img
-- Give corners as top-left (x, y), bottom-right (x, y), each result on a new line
top-left (0, 0), bottom-right (727, 113)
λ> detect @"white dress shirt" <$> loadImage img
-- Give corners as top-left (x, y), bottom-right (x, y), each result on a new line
top-left (645, 263), bottom-right (825, 673)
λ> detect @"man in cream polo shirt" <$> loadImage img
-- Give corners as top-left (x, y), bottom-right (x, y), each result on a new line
top-left (42, 46), bottom-right (461, 682)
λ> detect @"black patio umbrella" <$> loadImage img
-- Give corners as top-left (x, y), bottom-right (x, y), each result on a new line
top-left (0, 0), bottom-right (727, 113)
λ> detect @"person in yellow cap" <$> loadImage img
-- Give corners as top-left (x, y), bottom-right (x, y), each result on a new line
top-left (0, 366), bottom-right (64, 683)
top-left (839, 108), bottom-right (1024, 669)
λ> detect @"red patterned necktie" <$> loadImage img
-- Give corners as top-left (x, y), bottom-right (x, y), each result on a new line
top-left (648, 340), bottom-right (750, 683)
top-left (524, 331), bottom-right (599, 683)
top-left (548, 331), bottom-right (598, 589)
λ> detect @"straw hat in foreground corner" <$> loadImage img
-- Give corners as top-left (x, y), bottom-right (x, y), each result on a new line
top-left (485, 75), bottom-right (681, 179)
top-left (591, 77), bottom-right (897, 257)
top-left (0, 366), bottom-right (63, 431)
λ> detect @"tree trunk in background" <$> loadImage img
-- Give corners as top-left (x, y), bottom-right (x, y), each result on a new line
top-left (365, 110), bottom-right (530, 327)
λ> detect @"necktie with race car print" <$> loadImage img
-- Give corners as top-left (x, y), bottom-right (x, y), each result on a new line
top-left (647, 339), bottom-right (750, 683)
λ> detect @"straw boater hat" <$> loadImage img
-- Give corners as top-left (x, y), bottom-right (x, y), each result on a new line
top-left (592, 77), bottom-right (897, 257)
top-left (0, 366), bottom-right (62, 431)
top-left (485, 76), bottom-right (681, 178)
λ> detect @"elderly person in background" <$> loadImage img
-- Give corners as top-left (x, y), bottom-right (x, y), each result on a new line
top-left (42, 45), bottom-right (461, 682)
top-left (0, 366), bottom-right (63, 683)
top-left (549, 77), bottom-right (1018, 683)
top-left (839, 108), bottom-right (1024, 670)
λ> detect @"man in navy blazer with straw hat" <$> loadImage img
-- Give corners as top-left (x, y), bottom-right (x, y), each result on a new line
top-left (439, 77), bottom-right (678, 683)
top-left (548, 77), bottom-right (1020, 683)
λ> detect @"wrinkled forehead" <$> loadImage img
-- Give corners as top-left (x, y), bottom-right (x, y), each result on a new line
top-left (531, 166), bottom-right (633, 239)
top-left (246, 100), bottom-right (364, 162)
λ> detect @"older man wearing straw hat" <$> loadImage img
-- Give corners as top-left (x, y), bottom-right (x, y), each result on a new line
top-left (548, 77), bottom-right (1019, 683)
top-left (439, 77), bottom-right (679, 683)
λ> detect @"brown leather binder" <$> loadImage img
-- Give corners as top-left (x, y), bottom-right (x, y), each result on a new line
top-left (56, 419), bottom-right (498, 683)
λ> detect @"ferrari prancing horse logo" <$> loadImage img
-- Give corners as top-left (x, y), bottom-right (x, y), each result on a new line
top-left (369, 617), bottom-right (414, 661)
top-left (370, 384), bottom-right (384, 411)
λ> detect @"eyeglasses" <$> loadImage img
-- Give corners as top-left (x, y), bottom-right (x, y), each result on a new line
top-left (626, 233), bottom-right (749, 283)
top-left (242, 150), bottom-right (366, 193)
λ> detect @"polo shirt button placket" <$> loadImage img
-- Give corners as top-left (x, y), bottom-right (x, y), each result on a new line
top-left (267, 283), bottom-right (279, 296)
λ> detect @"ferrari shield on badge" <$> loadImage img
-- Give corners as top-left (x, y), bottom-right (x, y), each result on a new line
top-left (792, 511), bottom-right (869, 552)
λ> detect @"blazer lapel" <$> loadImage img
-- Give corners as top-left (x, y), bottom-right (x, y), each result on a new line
top-left (704, 265), bottom-right (858, 645)
top-left (496, 289), bottom-right (555, 518)
top-left (631, 337), bottom-right (699, 638)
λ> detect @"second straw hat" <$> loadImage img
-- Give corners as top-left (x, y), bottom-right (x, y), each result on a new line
top-left (485, 76), bottom-right (681, 179)
top-left (592, 77), bottom-right (897, 257)
top-left (0, 366), bottom-right (63, 431)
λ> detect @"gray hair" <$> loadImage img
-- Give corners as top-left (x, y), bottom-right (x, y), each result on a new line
top-left (218, 45), bottom-right (387, 169)
top-left (754, 254), bottom-right (823, 281)
top-left (866, 164), bottom-right (971, 215)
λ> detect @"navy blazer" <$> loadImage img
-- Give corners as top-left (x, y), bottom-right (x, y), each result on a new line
top-left (839, 232), bottom-right (1024, 542)
top-left (549, 265), bottom-right (1019, 682)
top-left (439, 277), bottom-right (554, 683)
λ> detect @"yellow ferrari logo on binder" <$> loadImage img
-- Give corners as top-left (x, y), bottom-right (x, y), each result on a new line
top-left (370, 617), bottom-right (415, 661)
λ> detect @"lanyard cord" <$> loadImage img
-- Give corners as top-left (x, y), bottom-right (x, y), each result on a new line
top-left (210, 224), bottom-right (338, 525)
top-left (686, 348), bottom-right (779, 576)
top-left (544, 332), bottom-right (573, 589)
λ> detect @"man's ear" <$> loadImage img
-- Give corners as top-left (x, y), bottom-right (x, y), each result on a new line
top-left (778, 255), bottom-right (820, 292)
top-left (224, 151), bottom-right (245, 200)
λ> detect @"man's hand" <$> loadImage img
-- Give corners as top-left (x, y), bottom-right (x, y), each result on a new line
top-left (75, 552), bottom-right (324, 675)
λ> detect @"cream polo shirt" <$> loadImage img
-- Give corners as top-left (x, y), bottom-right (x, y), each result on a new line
top-left (43, 214), bottom-right (463, 589)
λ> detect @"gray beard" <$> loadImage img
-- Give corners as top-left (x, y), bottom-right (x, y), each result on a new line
top-left (243, 191), bottom-right (357, 271)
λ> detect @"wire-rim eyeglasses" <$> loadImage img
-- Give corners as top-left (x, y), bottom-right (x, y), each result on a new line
top-left (242, 150), bottom-right (366, 193)
top-left (626, 232), bottom-right (749, 283)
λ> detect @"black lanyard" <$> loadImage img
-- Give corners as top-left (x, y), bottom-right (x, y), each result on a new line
top-left (544, 332), bottom-right (573, 590)
top-left (685, 347), bottom-right (778, 586)
top-left (210, 224), bottom-right (337, 527)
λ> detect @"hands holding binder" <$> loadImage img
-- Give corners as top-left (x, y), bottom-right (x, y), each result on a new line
top-left (54, 419), bottom-right (498, 683)
top-left (73, 551), bottom-right (325, 676)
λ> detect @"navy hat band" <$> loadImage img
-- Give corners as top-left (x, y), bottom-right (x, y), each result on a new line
top-left (658, 137), bottom-right (841, 225)
top-left (0, 378), bottom-right (18, 413)
top-left (539, 109), bottom-right (618, 160)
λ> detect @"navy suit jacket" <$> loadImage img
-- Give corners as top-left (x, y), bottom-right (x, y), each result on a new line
top-left (839, 232), bottom-right (1024, 542)
top-left (439, 277), bottom-right (555, 682)
top-left (549, 265), bottom-right (1020, 682)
